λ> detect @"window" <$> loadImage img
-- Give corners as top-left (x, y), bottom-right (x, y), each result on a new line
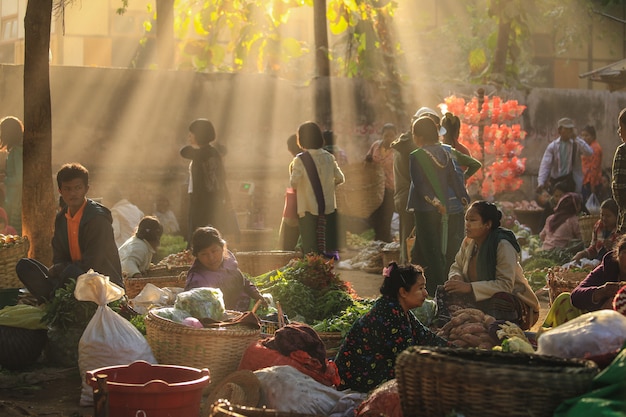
top-left (1, 17), bottom-right (16, 41)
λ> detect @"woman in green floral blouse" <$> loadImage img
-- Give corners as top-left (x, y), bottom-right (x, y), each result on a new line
top-left (334, 263), bottom-right (449, 392)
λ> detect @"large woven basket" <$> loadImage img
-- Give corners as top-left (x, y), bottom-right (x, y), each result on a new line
top-left (546, 268), bottom-right (589, 305)
top-left (123, 271), bottom-right (187, 299)
top-left (236, 251), bottom-right (297, 277)
top-left (0, 238), bottom-right (29, 289)
top-left (145, 310), bottom-right (261, 388)
top-left (396, 346), bottom-right (598, 417)
top-left (210, 399), bottom-right (325, 417)
top-left (578, 214), bottom-right (600, 246)
top-left (336, 163), bottom-right (385, 219)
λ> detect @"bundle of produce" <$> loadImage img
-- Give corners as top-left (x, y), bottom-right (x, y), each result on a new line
top-left (493, 321), bottom-right (535, 354)
top-left (435, 308), bottom-right (496, 349)
top-left (252, 254), bottom-right (356, 324)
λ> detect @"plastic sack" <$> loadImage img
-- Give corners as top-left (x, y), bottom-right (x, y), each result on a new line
top-left (130, 283), bottom-right (178, 314)
top-left (174, 287), bottom-right (225, 320)
top-left (536, 310), bottom-right (626, 359)
top-left (254, 365), bottom-right (344, 415)
top-left (585, 193), bottom-right (601, 215)
top-left (75, 270), bottom-right (156, 406)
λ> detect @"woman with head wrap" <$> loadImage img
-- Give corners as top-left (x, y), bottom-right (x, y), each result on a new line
top-left (539, 192), bottom-right (583, 251)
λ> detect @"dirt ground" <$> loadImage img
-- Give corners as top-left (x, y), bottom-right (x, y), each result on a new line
top-left (0, 267), bottom-right (548, 416)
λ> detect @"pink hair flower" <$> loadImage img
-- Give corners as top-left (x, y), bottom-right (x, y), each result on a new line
top-left (383, 266), bottom-right (392, 278)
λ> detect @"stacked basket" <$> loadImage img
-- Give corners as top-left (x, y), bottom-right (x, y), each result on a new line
top-left (145, 310), bottom-right (261, 389)
top-left (336, 163), bottom-right (385, 219)
top-left (396, 346), bottom-right (598, 417)
top-left (0, 237), bottom-right (29, 289)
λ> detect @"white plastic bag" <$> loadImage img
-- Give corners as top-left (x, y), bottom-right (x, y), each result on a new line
top-left (585, 193), bottom-right (601, 215)
top-left (536, 309), bottom-right (626, 359)
top-left (76, 270), bottom-right (156, 406)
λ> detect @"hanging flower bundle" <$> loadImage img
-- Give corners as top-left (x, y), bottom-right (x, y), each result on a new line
top-left (439, 95), bottom-right (527, 199)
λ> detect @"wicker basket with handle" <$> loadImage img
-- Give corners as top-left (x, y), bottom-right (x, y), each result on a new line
top-left (145, 310), bottom-right (261, 389)
top-left (578, 214), bottom-right (600, 246)
top-left (396, 346), bottom-right (598, 417)
top-left (0, 237), bottom-right (29, 289)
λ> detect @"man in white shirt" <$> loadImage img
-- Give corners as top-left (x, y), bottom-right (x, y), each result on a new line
top-left (537, 117), bottom-right (594, 195)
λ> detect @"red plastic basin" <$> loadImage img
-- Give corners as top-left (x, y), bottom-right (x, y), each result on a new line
top-left (86, 360), bottom-right (210, 417)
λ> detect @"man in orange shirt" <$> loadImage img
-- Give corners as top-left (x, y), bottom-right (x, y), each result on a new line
top-left (16, 163), bottom-right (122, 302)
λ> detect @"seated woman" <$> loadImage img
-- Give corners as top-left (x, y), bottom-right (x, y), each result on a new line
top-left (572, 198), bottom-right (620, 262)
top-left (539, 192), bottom-right (583, 251)
top-left (544, 234), bottom-right (626, 328)
top-left (118, 216), bottom-right (163, 278)
top-left (571, 234), bottom-right (626, 311)
top-left (334, 262), bottom-right (449, 393)
top-left (185, 226), bottom-right (265, 311)
top-left (437, 201), bottom-right (540, 330)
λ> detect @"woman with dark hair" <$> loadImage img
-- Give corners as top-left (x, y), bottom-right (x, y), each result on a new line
top-left (408, 116), bottom-right (470, 295)
top-left (438, 201), bottom-right (540, 330)
top-left (539, 192), bottom-right (583, 251)
top-left (118, 216), bottom-right (163, 278)
top-left (180, 119), bottom-right (238, 246)
top-left (0, 116), bottom-right (23, 234)
top-left (290, 121), bottom-right (345, 258)
top-left (334, 262), bottom-right (448, 393)
top-left (184, 226), bottom-right (265, 311)
top-left (573, 198), bottom-right (620, 261)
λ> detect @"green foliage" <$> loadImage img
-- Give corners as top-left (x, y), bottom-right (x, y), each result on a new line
top-left (130, 314), bottom-right (147, 335)
top-left (157, 234), bottom-right (188, 261)
top-left (253, 254), bottom-right (353, 322)
top-left (41, 279), bottom-right (123, 331)
top-left (311, 298), bottom-right (374, 336)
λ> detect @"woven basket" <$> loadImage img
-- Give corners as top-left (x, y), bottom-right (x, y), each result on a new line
top-left (0, 238), bottom-right (30, 289)
top-left (0, 325), bottom-right (47, 370)
top-left (236, 251), bottom-right (297, 277)
top-left (336, 163), bottom-right (385, 219)
top-left (123, 271), bottom-right (187, 299)
top-left (546, 268), bottom-right (589, 305)
top-left (578, 214), bottom-right (600, 246)
top-left (316, 331), bottom-right (344, 358)
top-left (145, 310), bottom-right (261, 388)
top-left (210, 399), bottom-right (325, 417)
top-left (145, 264), bottom-right (190, 277)
top-left (382, 249), bottom-right (400, 266)
top-left (513, 209), bottom-right (544, 234)
top-left (396, 346), bottom-right (599, 417)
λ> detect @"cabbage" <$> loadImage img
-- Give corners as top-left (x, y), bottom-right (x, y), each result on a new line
top-left (152, 307), bottom-right (190, 323)
top-left (174, 287), bottom-right (225, 321)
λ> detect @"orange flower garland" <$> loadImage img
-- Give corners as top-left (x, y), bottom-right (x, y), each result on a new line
top-left (439, 95), bottom-right (527, 199)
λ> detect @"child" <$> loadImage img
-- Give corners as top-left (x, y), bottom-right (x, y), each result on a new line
top-left (119, 216), bottom-right (163, 278)
top-left (184, 226), bottom-right (265, 311)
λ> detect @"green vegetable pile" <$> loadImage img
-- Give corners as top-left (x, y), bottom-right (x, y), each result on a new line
top-left (156, 234), bottom-right (188, 263)
top-left (252, 254), bottom-right (368, 332)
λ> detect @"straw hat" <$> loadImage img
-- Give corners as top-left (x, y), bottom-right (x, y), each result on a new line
top-left (206, 370), bottom-right (261, 407)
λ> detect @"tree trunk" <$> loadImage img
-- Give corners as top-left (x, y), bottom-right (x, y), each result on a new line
top-left (491, 18), bottom-right (512, 77)
top-left (23, 1), bottom-right (56, 264)
top-left (313, 0), bottom-right (332, 129)
top-left (156, 0), bottom-right (175, 70)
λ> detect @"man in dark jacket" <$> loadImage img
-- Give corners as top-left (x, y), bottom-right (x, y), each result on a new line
top-left (16, 163), bottom-right (123, 302)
